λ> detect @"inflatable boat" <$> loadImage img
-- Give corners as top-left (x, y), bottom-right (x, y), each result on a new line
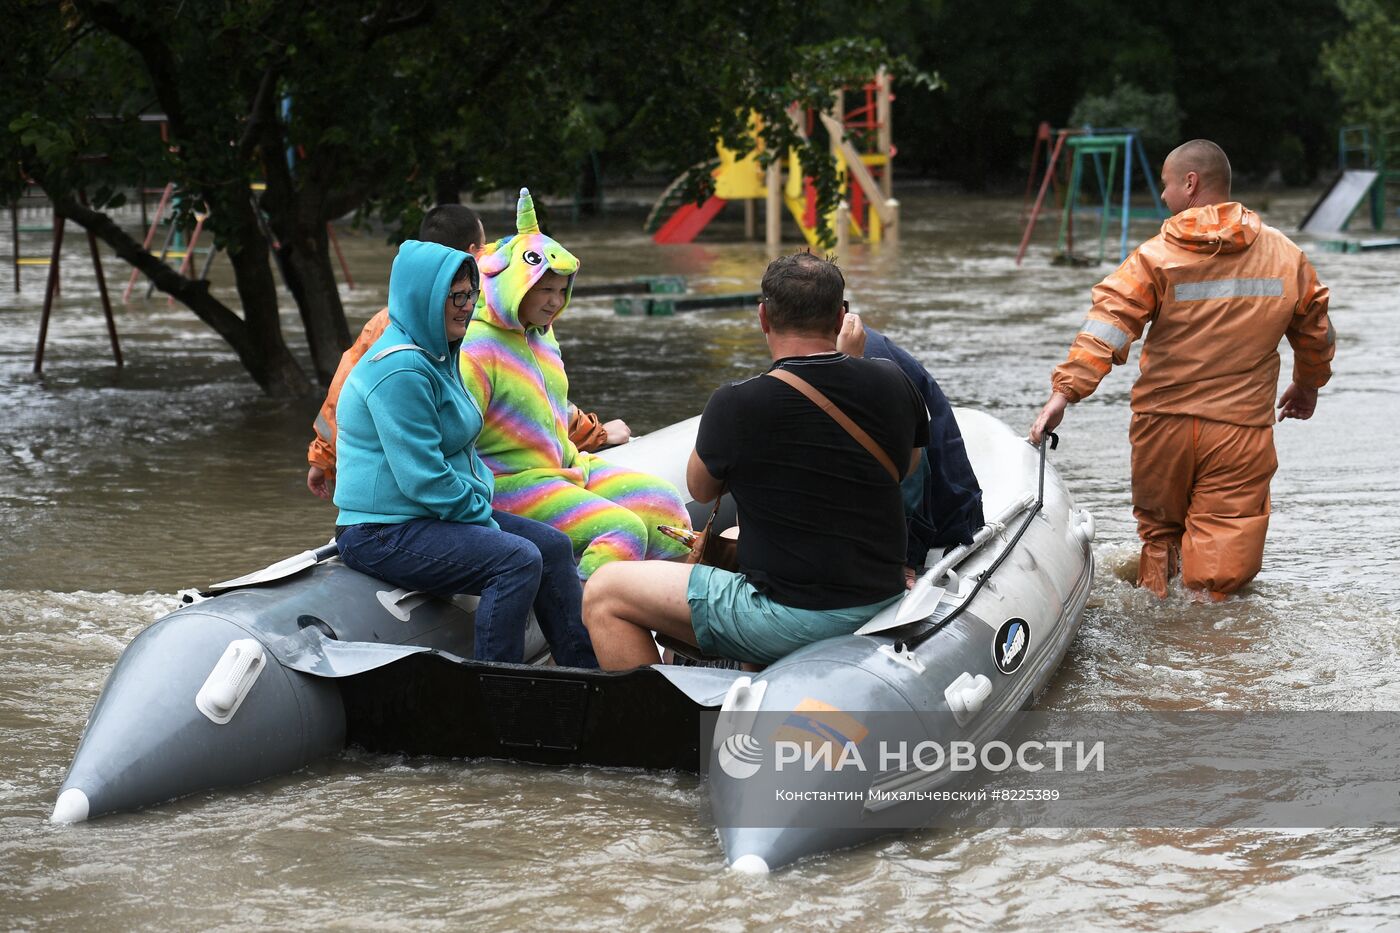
top-left (50, 409), bottom-right (1094, 872)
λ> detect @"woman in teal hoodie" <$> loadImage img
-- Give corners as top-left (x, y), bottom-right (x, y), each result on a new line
top-left (333, 240), bottom-right (596, 667)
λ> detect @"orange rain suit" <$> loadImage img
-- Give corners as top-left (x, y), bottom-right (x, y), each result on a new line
top-left (307, 309), bottom-right (610, 485)
top-left (1050, 202), bottom-right (1335, 597)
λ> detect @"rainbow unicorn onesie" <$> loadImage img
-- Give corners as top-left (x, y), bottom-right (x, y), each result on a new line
top-left (459, 188), bottom-right (690, 578)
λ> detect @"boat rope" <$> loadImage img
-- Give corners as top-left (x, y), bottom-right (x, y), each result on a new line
top-left (894, 431), bottom-right (1058, 654)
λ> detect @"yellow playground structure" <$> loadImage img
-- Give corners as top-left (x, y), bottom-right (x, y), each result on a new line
top-left (646, 71), bottom-right (898, 251)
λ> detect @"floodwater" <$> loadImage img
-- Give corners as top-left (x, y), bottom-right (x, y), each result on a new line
top-left (2, 188), bottom-right (1399, 930)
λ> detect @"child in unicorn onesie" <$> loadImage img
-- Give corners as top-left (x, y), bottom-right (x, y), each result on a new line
top-left (460, 189), bottom-right (691, 578)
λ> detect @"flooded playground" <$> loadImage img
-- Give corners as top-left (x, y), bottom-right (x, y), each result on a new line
top-left (2, 188), bottom-right (1398, 929)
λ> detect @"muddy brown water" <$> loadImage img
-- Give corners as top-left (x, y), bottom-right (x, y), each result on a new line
top-left (2, 190), bottom-right (1398, 930)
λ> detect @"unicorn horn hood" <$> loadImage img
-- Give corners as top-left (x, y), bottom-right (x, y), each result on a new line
top-left (475, 187), bottom-right (580, 333)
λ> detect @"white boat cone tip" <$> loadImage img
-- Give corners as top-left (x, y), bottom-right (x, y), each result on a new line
top-left (51, 788), bottom-right (90, 824)
top-left (729, 854), bottom-right (770, 875)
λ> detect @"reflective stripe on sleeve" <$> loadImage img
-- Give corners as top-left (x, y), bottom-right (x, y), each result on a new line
top-left (1078, 318), bottom-right (1132, 351)
top-left (314, 413), bottom-right (333, 443)
top-left (1174, 277), bottom-right (1284, 301)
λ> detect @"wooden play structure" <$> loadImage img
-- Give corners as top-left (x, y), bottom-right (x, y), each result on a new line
top-left (646, 70), bottom-right (899, 251)
top-left (1017, 122), bottom-right (1166, 266)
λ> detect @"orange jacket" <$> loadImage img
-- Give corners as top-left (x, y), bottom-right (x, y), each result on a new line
top-left (1051, 202), bottom-right (1335, 427)
top-left (308, 308), bottom-right (606, 481)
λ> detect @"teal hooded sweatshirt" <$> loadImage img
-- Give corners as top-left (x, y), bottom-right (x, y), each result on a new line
top-left (333, 240), bottom-right (497, 528)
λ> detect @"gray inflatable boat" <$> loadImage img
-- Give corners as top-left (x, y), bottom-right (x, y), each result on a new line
top-left (51, 409), bottom-right (1094, 872)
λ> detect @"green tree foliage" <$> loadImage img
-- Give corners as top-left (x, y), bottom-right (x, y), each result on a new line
top-left (1, 0), bottom-right (901, 395)
top-left (1322, 0), bottom-right (1400, 131)
top-left (0, 0), bottom-right (1358, 398)
top-left (834, 0), bottom-right (1346, 187)
top-left (1069, 82), bottom-right (1181, 154)
top-left (2, 1), bottom-right (312, 394)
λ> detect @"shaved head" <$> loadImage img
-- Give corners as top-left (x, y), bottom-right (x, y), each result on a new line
top-left (1159, 139), bottom-right (1232, 213)
top-left (1165, 140), bottom-right (1231, 195)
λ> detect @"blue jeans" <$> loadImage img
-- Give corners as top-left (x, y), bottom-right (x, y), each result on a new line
top-left (336, 511), bottom-right (597, 668)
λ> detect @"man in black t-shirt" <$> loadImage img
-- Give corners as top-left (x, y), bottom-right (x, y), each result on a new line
top-left (583, 252), bottom-right (928, 669)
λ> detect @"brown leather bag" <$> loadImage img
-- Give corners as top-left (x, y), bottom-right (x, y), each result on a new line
top-left (684, 493), bottom-right (740, 572)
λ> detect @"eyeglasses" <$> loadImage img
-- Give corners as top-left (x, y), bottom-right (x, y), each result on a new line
top-left (448, 253), bottom-right (481, 308)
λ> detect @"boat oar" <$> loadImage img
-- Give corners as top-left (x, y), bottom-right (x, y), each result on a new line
top-left (890, 433), bottom-right (1059, 653)
top-left (857, 433), bottom-right (1059, 639)
top-left (200, 540), bottom-right (341, 596)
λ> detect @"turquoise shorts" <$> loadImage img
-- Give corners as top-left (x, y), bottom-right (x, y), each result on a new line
top-left (687, 564), bottom-right (902, 665)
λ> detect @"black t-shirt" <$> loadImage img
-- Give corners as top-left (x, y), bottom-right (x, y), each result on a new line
top-left (695, 352), bottom-right (929, 609)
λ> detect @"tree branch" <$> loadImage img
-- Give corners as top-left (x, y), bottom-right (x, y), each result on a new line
top-left (360, 2), bottom-right (435, 50)
top-left (48, 189), bottom-right (248, 346)
top-left (237, 66), bottom-right (282, 157)
top-left (76, 1), bottom-right (188, 134)
top-left (49, 21), bottom-right (98, 69)
top-left (324, 184), bottom-right (371, 223)
top-left (468, 0), bottom-right (571, 87)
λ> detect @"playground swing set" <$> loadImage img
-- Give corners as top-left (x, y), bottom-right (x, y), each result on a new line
top-left (11, 114), bottom-right (357, 374)
top-left (11, 180), bottom-right (357, 374)
top-left (9, 185), bottom-right (123, 373)
top-left (1016, 121), bottom-right (1167, 266)
top-left (119, 182), bottom-right (356, 305)
top-left (1018, 119), bottom-right (1400, 263)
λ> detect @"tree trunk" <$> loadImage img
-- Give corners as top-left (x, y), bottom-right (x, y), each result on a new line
top-left (52, 192), bottom-right (312, 398)
top-left (222, 198), bottom-right (315, 398)
top-left (577, 154), bottom-right (601, 217)
top-left (270, 218), bottom-right (352, 386)
top-left (253, 99), bottom-right (353, 388)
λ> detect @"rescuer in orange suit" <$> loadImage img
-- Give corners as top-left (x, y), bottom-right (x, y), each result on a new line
top-left (1029, 139), bottom-right (1335, 600)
